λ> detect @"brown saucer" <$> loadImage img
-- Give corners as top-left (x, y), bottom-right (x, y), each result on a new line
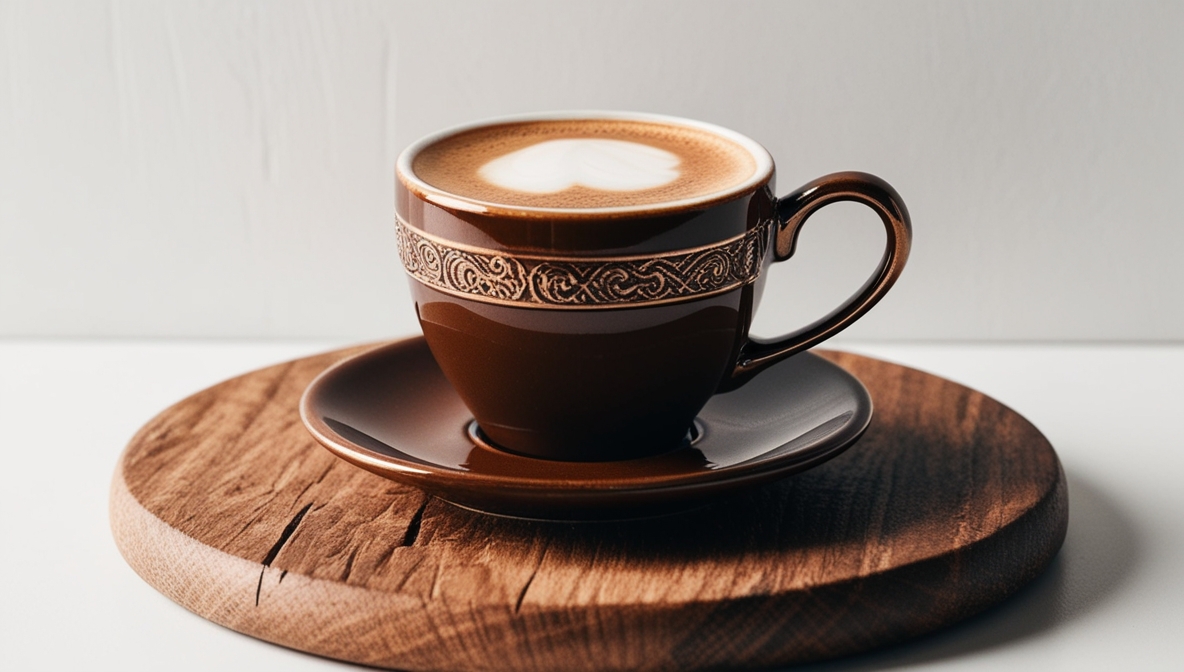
top-left (299, 337), bottom-right (872, 520)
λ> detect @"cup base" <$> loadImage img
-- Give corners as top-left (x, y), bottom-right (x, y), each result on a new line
top-left (467, 420), bottom-right (702, 463)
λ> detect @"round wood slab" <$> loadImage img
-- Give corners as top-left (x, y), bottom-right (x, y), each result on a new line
top-left (110, 344), bottom-right (1067, 671)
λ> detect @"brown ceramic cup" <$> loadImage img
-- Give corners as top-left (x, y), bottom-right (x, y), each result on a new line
top-left (395, 111), bottom-right (910, 461)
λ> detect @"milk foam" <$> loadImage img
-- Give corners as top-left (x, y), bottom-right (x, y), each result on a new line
top-left (478, 139), bottom-right (680, 194)
top-left (406, 117), bottom-right (766, 210)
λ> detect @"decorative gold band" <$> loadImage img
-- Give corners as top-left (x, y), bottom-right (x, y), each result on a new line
top-left (395, 217), bottom-right (770, 309)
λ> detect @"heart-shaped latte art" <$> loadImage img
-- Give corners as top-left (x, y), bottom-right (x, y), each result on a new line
top-left (478, 139), bottom-right (681, 193)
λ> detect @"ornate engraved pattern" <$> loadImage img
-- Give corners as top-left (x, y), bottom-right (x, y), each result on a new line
top-left (396, 218), bottom-right (770, 309)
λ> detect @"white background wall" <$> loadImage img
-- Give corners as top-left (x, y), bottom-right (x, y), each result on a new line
top-left (2, 0), bottom-right (1181, 341)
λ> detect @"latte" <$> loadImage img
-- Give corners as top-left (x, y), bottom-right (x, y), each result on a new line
top-left (407, 118), bottom-right (763, 210)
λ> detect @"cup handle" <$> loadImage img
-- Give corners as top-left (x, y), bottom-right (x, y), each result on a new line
top-left (722, 171), bottom-right (912, 390)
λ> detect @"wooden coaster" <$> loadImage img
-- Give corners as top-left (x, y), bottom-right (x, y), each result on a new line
top-left (110, 344), bottom-right (1066, 671)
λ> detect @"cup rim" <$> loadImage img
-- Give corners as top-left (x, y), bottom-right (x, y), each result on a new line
top-left (396, 110), bottom-right (775, 217)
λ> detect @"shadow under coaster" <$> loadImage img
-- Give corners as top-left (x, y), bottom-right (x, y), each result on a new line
top-left (109, 343), bottom-right (1067, 671)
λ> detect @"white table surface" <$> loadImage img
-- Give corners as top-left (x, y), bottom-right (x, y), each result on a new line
top-left (2, 338), bottom-right (1182, 671)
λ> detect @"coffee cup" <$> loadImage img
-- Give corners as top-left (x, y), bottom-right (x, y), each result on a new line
top-left (395, 111), bottom-right (910, 461)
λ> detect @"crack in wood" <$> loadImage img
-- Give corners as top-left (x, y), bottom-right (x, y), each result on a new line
top-left (341, 547), bottom-right (360, 582)
top-left (255, 502), bottom-right (314, 606)
top-left (401, 497), bottom-right (429, 547)
top-left (515, 542), bottom-right (549, 614)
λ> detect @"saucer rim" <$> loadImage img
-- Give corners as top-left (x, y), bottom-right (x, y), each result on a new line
top-left (299, 337), bottom-right (873, 494)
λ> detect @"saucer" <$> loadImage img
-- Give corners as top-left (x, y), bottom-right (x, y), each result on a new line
top-left (300, 337), bottom-right (872, 520)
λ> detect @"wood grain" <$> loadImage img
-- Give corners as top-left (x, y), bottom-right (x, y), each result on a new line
top-left (110, 345), bottom-right (1067, 671)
